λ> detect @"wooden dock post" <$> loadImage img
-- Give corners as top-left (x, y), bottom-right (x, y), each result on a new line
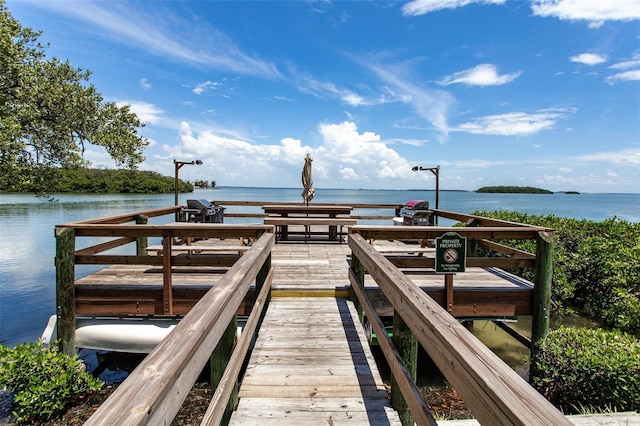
top-left (55, 227), bottom-right (76, 357)
top-left (135, 214), bottom-right (148, 256)
top-left (350, 253), bottom-right (365, 322)
top-left (162, 231), bottom-right (173, 314)
top-left (466, 218), bottom-right (479, 256)
top-left (211, 314), bottom-right (238, 425)
top-left (531, 230), bottom-right (555, 379)
top-left (256, 253), bottom-right (271, 327)
top-left (392, 311), bottom-right (418, 426)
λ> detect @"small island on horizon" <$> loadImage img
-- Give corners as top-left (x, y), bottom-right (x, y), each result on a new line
top-left (476, 186), bottom-right (559, 194)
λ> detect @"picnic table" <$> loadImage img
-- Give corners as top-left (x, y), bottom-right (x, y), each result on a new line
top-left (262, 204), bottom-right (354, 242)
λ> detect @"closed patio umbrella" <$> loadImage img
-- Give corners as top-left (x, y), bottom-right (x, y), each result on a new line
top-left (301, 153), bottom-right (314, 205)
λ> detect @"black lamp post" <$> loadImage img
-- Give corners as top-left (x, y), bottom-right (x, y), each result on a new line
top-left (174, 159), bottom-right (203, 207)
top-left (412, 165), bottom-right (440, 224)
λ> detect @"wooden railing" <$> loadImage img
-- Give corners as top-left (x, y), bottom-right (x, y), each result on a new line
top-left (82, 230), bottom-right (274, 424)
top-left (347, 219), bottom-right (566, 425)
top-left (55, 220), bottom-right (273, 352)
top-left (54, 205), bottom-right (279, 424)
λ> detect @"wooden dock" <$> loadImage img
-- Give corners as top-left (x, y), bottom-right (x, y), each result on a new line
top-left (72, 236), bottom-right (538, 422)
top-left (57, 206), bottom-right (584, 424)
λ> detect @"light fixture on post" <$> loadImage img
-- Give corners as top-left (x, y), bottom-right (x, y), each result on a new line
top-left (174, 159), bottom-right (203, 209)
top-left (412, 165), bottom-right (440, 224)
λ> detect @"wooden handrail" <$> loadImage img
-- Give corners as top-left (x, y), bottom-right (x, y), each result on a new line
top-left (202, 262), bottom-right (274, 425)
top-left (348, 233), bottom-right (569, 425)
top-left (74, 236), bottom-right (136, 256)
top-left (479, 238), bottom-right (537, 259)
top-left (85, 232), bottom-right (275, 425)
top-left (350, 225), bottom-right (548, 241)
top-left (59, 223), bottom-right (273, 238)
top-left (432, 208), bottom-right (534, 227)
top-left (349, 267), bottom-right (437, 425)
top-left (72, 206), bottom-right (179, 224)
top-left (60, 200), bottom-right (546, 230)
top-left (212, 200), bottom-right (404, 209)
top-left (382, 255), bottom-right (536, 269)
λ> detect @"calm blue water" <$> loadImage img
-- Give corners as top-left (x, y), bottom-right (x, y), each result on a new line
top-left (1, 188), bottom-right (638, 347)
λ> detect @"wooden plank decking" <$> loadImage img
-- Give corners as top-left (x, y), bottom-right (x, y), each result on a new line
top-left (230, 297), bottom-right (401, 424)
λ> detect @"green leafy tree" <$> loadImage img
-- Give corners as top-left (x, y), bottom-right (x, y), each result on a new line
top-left (0, 1), bottom-right (148, 195)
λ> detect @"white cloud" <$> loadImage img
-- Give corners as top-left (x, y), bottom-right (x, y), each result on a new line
top-left (605, 54), bottom-right (640, 83)
top-left (115, 100), bottom-right (164, 125)
top-left (388, 138), bottom-right (426, 147)
top-left (455, 109), bottom-right (574, 136)
top-left (294, 74), bottom-right (385, 107)
top-left (168, 120), bottom-right (416, 186)
top-left (139, 78), bottom-right (151, 90)
top-left (531, 0), bottom-right (640, 28)
top-left (366, 62), bottom-right (455, 137)
top-left (574, 148), bottom-right (640, 166)
top-left (402, 0), bottom-right (505, 16)
top-left (318, 122), bottom-right (417, 179)
top-left (605, 69), bottom-right (640, 83)
top-left (609, 54), bottom-right (640, 70)
top-left (83, 146), bottom-right (118, 169)
top-left (193, 81), bottom-right (222, 95)
top-left (438, 64), bottom-right (521, 86)
top-left (296, 74), bottom-right (356, 104)
top-left (448, 159), bottom-right (512, 169)
top-left (339, 167), bottom-right (360, 179)
top-left (570, 53), bottom-right (607, 66)
top-left (148, 121), bottom-right (639, 192)
top-left (26, 1), bottom-right (282, 78)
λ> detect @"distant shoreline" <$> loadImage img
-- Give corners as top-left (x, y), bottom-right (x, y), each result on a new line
top-left (476, 186), bottom-right (557, 194)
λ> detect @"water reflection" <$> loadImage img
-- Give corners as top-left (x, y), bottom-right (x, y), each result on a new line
top-left (464, 312), bottom-right (602, 379)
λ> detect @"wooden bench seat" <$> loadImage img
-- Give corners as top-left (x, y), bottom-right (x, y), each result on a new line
top-left (263, 217), bottom-right (357, 226)
top-left (263, 217), bottom-right (357, 242)
top-left (146, 245), bottom-right (250, 256)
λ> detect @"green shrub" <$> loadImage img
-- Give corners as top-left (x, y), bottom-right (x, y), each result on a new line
top-left (469, 210), bottom-right (640, 334)
top-left (0, 340), bottom-right (102, 423)
top-left (531, 327), bottom-right (640, 414)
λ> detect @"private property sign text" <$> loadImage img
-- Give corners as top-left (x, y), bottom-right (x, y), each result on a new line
top-left (435, 232), bottom-right (467, 273)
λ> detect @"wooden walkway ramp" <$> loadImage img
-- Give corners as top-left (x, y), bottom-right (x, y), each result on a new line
top-left (229, 240), bottom-right (401, 424)
top-left (230, 297), bottom-right (401, 424)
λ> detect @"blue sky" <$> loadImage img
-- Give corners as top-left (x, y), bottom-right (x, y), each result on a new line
top-left (7, 0), bottom-right (640, 193)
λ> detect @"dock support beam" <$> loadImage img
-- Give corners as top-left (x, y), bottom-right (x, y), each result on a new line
top-left (135, 214), bottom-right (148, 255)
top-left (162, 231), bottom-right (173, 314)
top-left (531, 230), bottom-right (555, 380)
top-left (256, 253), bottom-right (272, 322)
top-left (350, 254), bottom-right (365, 322)
top-left (392, 311), bottom-right (418, 426)
top-left (55, 227), bottom-right (76, 357)
top-left (211, 314), bottom-right (238, 425)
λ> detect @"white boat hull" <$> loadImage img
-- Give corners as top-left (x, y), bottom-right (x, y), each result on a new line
top-left (42, 315), bottom-right (245, 353)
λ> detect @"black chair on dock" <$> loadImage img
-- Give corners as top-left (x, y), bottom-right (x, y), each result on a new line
top-left (186, 199), bottom-right (225, 223)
